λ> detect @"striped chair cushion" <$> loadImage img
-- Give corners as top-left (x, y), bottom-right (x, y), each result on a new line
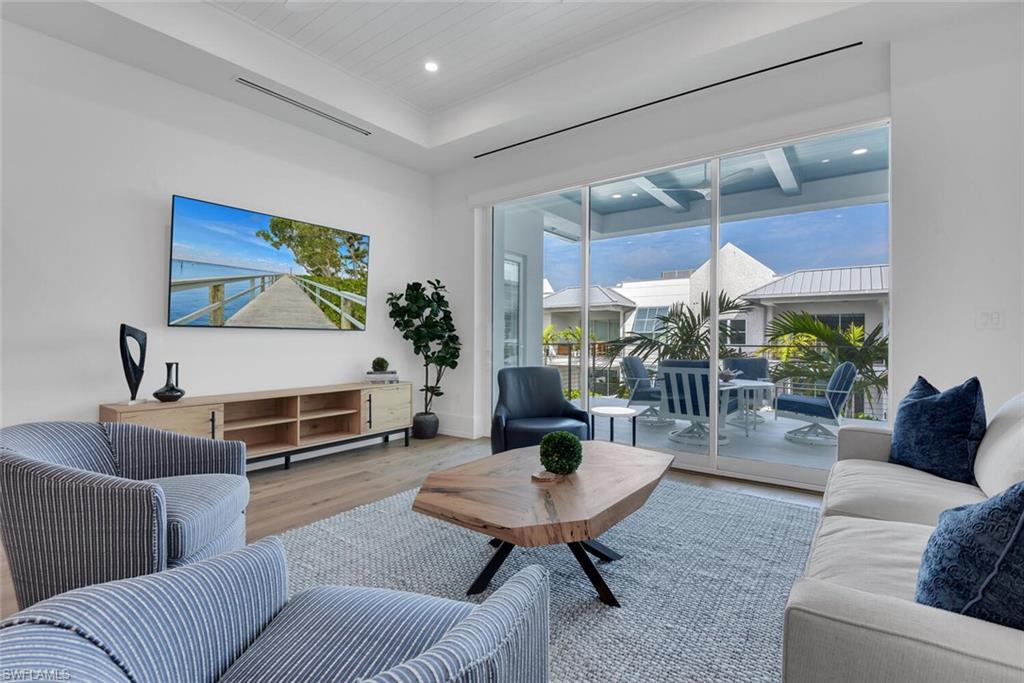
top-left (170, 513), bottom-right (247, 568)
top-left (108, 423), bottom-right (246, 479)
top-left (368, 565), bottom-right (550, 683)
top-left (0, 538), bottom-right (288, 683)
top-left (0, 422), bottom-right (117, 475)
top-left (220, 586), bottom-right (474, 682)
top-left (0, 623), bottom-right (130, 682)
top-left (151, 474), bottom-right (249, 560)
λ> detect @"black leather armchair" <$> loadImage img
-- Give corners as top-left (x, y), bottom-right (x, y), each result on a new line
top-left (491, 367), bottom-right (589, 454)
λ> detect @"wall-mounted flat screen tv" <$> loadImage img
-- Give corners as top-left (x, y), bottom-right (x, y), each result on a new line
top-left (168, 195), bottom-right (368, 330)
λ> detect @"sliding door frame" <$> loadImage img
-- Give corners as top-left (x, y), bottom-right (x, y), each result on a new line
top-left (580, 189), bottom-right (591, 413)
top-left (707, 158), bottom-right (721, 469)
top-left (489, 117), bottom-right (891, 490)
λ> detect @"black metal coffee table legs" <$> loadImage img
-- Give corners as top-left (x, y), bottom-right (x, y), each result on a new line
top-left (469, 538), bottom-right (622, 607)
top-left (567, 542), bottom-right (620, 607)
top-left (468, 541), bottom-right (515, 595)
top-left (580, 538), bottom-right (622, 562)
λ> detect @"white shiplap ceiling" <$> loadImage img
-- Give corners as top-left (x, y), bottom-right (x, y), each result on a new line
top-left (207, 1), bottom-right (699, 113)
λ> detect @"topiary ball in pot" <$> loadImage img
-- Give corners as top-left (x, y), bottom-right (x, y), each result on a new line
top-left (539, 431), bottom-right (583, 475)
top-left (372, 357), bottom-right (389, 372)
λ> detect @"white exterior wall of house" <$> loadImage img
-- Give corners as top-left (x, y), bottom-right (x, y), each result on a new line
top-left (615, 277), bottom-right (691, 332)
top-left (688, 243), bottom-right (777, 308)
top-left (614, 245), bottom-right (777, 340)
top-left (757, 298), bottom-right (888, 346)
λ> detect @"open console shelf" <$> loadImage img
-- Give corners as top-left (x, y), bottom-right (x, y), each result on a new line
top-left (100, 382), bottom-right (413, 470)
top-left (224, 397), bottom-right (299, 434)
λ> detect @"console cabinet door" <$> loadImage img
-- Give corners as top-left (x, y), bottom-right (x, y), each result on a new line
top-left (362, 385), bottom-right (411, 433)
top-left (118, 405), bottom-right (224, 439)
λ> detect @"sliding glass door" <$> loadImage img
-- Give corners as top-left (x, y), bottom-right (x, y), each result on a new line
top-left (492, 189), bottom-right (584, 406)
top-left (586, 160), bottom-right (714, 466)
top-left (716, 125), bottom-right (890, 485)
top-left (491, 122), bottom-right (890, 488)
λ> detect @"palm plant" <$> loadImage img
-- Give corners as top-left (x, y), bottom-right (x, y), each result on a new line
top-left (557, 325), bottom-right (596, 346)
top-left (764, 311), bottom-right (888, 410)
top-left (541, 324), bottom-right (560, 347)
top-left (610, 291), bottom-right (750, 362)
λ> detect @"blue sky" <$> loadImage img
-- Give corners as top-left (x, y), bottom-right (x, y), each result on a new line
top-left (544, 202), bottom-right (889, 290)
top-left (171, 197), bottom-right (304, 274)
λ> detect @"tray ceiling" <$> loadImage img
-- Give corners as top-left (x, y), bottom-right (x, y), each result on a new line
top-left (208, 1), bottom-right (698, 113)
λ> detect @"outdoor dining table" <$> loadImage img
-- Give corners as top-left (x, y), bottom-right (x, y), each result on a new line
top-left (719, 379), bottom-right (776, 437)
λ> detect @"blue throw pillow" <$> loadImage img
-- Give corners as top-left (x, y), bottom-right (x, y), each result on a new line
top-left (916, 482), bottom-right (1024, 629)
top-left (890, 376), bottom-right (986, 484)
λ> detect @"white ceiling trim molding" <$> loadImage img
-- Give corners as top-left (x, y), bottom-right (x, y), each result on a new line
top-left (2, 1), bottom-right (982, 174)
top-left (96, 0), bottom-right (431, 146)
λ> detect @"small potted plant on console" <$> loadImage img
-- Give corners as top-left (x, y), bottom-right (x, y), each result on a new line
top-left (365, 357), bottom-right (399, 384)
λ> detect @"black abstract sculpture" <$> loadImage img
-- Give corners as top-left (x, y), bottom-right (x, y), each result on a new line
top-left (119, 324), bottom-right (147, 401)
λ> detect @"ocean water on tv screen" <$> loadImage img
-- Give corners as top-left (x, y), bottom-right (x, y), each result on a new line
top-left (169, 259), bottom-right (285, 326)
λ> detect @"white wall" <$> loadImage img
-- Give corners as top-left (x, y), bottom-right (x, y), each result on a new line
top-left (890, 5), bottom-right (1024, 409)
top-left (0, 23), bottom-right (436, 427)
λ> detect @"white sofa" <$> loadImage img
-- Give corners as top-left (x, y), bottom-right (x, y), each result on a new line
top-left (784, 393), bottom-right (1024, 683)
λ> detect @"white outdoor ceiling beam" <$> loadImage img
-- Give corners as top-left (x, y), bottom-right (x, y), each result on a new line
top-left (633, 176), bottom-right (685, 210)
top-left (764, 148), bottom-right (801, 196)
top-left (543, 211), bottom-right (581, 241)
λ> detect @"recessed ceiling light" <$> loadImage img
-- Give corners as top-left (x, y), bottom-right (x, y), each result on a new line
top-left (631, 193), bottom-right (639, 197)
top-left (852, 148), bottom-right (868, 155)
top-left (611, 193), bottom-right (622, 199)
top-left (821, 158), bottom-right (831, 163)
top-left (424, 61), bottom-right (439, 73)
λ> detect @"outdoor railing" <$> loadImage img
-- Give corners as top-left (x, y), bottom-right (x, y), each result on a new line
top-left (294, 276), bottom-right (366, 330)
top-left (170, 273), bottom-right (284, 326)
top-left (541, 341), bottom-right (888, 421)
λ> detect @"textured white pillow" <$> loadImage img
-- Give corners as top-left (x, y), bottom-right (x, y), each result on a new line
top-left (973, 393), bottom-right (1024, 497)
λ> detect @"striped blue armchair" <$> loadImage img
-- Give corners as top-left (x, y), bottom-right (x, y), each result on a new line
top-left (0, 538), bottom-right (551, 683)
top-left (0, 421), bottom-right (249, 609)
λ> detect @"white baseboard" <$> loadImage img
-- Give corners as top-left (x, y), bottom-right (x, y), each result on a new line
top-left (433, 411), bottom-right (476, 439)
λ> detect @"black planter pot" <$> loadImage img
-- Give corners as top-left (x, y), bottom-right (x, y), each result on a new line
top-left (412, 412), bottom-right (439, 439)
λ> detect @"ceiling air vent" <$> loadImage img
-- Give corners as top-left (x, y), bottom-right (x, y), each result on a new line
top-left (474, 41), bottom-right (862, 159)
top-left (234, 77), bottom-right (371, 136)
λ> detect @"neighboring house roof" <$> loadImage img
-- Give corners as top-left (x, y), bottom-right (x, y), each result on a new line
top-left (543, 285), bottom-right (636, 310)
top-left (742, 265), bottom-right (889, 300)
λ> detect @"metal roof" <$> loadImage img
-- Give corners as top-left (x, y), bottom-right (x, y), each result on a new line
top-left (742, 265), bottom-right (889, 300)
top-left (543, 286), bottom-right (636, 310)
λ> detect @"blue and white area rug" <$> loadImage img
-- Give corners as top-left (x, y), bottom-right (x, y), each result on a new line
top-left (280, 479), bottom-right (818, 683)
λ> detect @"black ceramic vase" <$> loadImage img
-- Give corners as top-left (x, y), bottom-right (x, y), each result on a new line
top-left (412, 412), bottom-right (439, 439)
top-left (153, 362), bottom-right (186, 402)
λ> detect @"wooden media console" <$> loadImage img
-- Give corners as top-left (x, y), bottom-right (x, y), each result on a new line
top-left (99, 382), bottom-right (413, 469)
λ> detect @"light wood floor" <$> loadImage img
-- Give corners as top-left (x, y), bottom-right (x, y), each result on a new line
top-left (0, 435), bottom-right (820, 617)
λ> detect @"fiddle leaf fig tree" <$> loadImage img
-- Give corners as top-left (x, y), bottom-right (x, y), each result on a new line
top-left (386, 280), bottom-right (461, 414)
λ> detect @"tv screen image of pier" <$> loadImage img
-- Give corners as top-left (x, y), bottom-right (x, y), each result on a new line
top-left (168, 196), bottom-right (369, 330)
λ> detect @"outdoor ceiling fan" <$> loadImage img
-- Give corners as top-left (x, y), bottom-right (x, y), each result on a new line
top-left (639, 167), bottom-right (754, 202)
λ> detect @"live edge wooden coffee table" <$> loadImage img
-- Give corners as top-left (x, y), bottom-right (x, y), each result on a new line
top-left (412, 441), bottom-right (673, 607)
